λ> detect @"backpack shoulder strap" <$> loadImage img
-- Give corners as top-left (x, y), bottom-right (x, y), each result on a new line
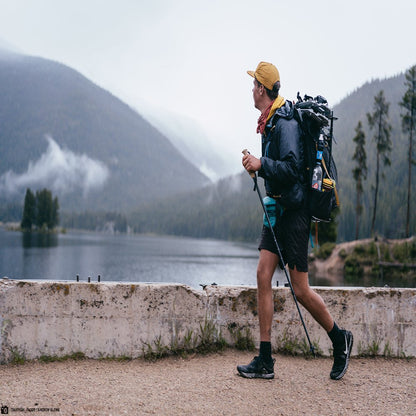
top-left (262, 115), bottom-right (280, 158)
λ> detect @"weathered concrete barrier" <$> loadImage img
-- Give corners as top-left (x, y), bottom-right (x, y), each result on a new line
top-left (1, 278), bottom-right (415, 363)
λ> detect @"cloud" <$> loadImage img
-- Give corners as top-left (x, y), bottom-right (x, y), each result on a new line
top-left (0, 135), bottom-right (109, 197)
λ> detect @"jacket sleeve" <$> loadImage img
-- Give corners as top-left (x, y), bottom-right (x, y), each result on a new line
top-left (258, 118), bottom-right (300, 186)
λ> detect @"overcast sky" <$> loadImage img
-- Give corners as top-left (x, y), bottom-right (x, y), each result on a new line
top-left (0, 0), bottom-right (415, 176)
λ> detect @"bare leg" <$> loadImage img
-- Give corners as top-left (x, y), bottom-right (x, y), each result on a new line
top-left (257, 249), bottom-right (279, 341)
top-left (289, 266), bottom-right (334, 332)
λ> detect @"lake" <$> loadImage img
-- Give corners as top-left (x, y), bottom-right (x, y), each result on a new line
top-left (1, 227), bottom-right (413, 289)
top-left (0, 227), bottom-right (272, 289)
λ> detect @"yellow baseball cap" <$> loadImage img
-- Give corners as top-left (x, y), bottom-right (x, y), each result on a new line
top-left (247, 61), bottom-right (280, 90)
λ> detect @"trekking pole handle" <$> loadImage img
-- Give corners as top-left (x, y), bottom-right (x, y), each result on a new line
top-left (241, 149), bottom-right (256, 178)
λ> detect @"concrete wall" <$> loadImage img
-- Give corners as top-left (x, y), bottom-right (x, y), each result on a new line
top-left (1, 278), bottom-right (415, 363)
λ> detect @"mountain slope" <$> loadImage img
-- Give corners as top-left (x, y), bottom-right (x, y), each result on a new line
top-left (0, 49), bottom-right (210, 212)
top-left (139, 108), bottom-right (232, 181)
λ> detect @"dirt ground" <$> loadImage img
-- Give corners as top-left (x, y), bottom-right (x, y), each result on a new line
top-left (1, 350), bottom-right (415, 416)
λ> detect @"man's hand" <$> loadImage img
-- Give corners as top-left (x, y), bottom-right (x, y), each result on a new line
top-left (242, 154), bottom-right (261, 173)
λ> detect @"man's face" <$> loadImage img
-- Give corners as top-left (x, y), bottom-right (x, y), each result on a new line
top-left (252, 79), bottom-right (263, 110)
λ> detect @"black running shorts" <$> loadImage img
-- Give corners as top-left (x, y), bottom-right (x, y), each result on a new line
top-left (258, 205), bottom-right (311, 273)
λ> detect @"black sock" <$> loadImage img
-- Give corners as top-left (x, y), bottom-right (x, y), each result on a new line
top-left (259, 341), bottom-right (272, 362)
top-left (328, 322), bottom-right (344, 346)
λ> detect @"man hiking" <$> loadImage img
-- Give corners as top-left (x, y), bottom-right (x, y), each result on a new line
top-left (238, 61), bottom-right (353, 380)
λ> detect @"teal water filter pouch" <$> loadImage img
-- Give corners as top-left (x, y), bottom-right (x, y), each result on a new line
top-left (263, 196), bottom-right (277, 228)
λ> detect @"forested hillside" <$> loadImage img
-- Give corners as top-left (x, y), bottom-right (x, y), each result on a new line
top-left (129, 172), bottom-right (263, 241)
top-left (333, 72), bottom-right (415, 241)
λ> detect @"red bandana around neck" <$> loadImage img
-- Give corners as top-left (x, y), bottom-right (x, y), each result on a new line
top-left (256, 96), bottom-right (286, 134)
top-left (256, 101), bottom-right (273, 134)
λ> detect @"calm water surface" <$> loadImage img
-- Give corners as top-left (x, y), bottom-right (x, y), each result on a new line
top-left (3, 228), bottom-right (413, 289)
top-left (0, 227), bottom-right (277, 289)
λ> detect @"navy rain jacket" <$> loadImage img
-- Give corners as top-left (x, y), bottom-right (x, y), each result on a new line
top-left (258, 100), bottom-right (307, 210)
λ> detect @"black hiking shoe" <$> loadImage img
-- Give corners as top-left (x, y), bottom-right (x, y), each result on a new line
top-left (330, 330), bottom-right (353, 380)
top-left (237, 356), bottom-right (275, 379)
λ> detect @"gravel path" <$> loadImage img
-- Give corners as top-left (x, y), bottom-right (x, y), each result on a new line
top-left (1, 350), bottom-right (415, 415)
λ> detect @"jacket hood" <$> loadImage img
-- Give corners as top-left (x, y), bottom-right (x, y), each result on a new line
top-left (273, 100), bottom-right (295, 120)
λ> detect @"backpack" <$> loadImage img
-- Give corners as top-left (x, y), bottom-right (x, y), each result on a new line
top-left (294, 93), bottom-right (340, 222)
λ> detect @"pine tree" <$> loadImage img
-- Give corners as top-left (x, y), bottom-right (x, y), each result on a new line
top-left (352, 121), bottom-right (367, 240)
top-left (399, 65), bottom-right (416, 238)
top-left (21, 188), bottom-right (36, 231)
top-left (35, 189), bottom-right (53, 230)
top-left (51, 196), bottom-right (60, 229)
top-left (367, 90), bottom-right (392, 236)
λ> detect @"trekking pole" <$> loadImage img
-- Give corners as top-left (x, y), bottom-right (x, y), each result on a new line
top-left (242, 149), bottom-right (316, 356)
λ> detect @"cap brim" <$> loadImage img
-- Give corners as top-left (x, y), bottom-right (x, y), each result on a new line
top-left (247, 70), bottom-right (255, 78)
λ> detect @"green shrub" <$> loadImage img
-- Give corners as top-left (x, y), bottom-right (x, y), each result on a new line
top-left (344, 254), bottom-right (364, 281)
top-left (338, 248), bottom-right (347, 259)
top-left (353, 244), bottom-right (366, 255)
top-left (316, 242), bottom-right (336, 260)
top-left (275, 331), bottom-right (322, 357)
top-left (368, 242), bottom-right (377, 257)
top-left (228, 324), bottom-right (255, 351)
